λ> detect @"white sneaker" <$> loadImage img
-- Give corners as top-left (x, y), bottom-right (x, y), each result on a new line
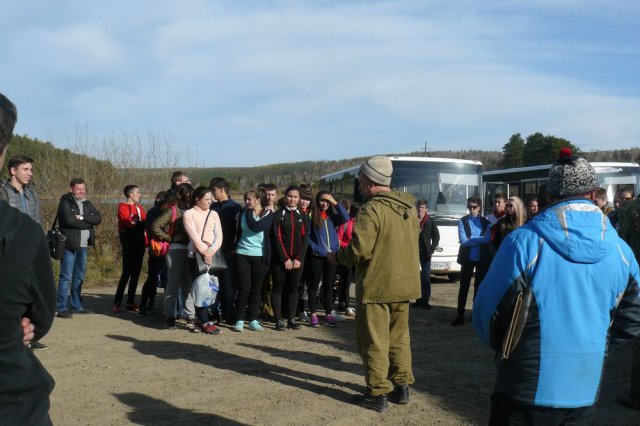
top-left (298, 311), bottom-right (309, 323)
top-left (330, 310), bottom-right (346, 322)
top-left (345, 307), bottom-right (356, 317)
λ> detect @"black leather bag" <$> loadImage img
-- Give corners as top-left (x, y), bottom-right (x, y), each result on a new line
top-left (194, 211), bottom-right (228, 274)
top-left (47, 214), bottom-right (66, 260)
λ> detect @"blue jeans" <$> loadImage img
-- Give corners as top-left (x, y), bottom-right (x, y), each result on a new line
top-left (57, 248), bottom-right (88, 312)
top-left (417, 260), bottom-right (431, 305)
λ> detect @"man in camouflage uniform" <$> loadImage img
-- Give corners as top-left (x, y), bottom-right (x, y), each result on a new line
top-left (618, 196), bottom-right (640, 409)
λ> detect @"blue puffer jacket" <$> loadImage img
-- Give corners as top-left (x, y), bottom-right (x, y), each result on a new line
top-left (308, 203), bottom-right (349, 257)
top-left (473, 198), bottom-right (640, 408)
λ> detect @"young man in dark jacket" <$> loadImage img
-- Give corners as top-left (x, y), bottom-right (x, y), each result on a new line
top-left (210, 177), bottom-right (242, 325)
top-left (56, 178), bottom-right (102, 317)
top-left (0, 92), bottom-right (56, 425)
top-left (414, 199), bottom-right (440, 309)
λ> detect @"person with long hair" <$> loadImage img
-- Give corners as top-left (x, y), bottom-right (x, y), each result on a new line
top-left (270, 186), bottom-right (309, 331)
top-left (307, 190), bottom-right (349, 327)
top-left (295, 184), bottom-right (314, 323)
top-left (336, 201), bottom-right (360, 317)
top-left (494, 196), bottom-right (526, 248)
top-left (154, 183), bottom-right (195, 329)
top-left (232, 188), bottom-right (274, 332)
top-left (138, 190), bottom-right (167, 316)
top-left (183, 186), bottom-right (223, 335)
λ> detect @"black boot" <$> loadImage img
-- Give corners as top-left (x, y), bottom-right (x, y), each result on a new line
top-left (356, 393), bottom-right (388, 413)
top-left (389, 384), bottom-right (409, 404)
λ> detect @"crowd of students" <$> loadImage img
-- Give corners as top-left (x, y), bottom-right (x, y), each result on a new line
top-left (113, 172), bottom-right (361, 335)
top-left (451, 185), bottom-right (637, 327)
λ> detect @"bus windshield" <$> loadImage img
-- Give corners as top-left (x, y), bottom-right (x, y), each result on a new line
top-left (592, 164), bottom-right (640, 202)
top-left (390, 160), bottom-right (482, 224)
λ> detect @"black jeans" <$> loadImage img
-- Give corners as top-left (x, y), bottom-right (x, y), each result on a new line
top-left (213, 251), bottom-right (237, 324)
top-left (140, 254), bottom-right (166, 310)
top-left (489, 391), bottom-right (594, 425)
top-left (457, 260), bottom-right (489, 318)
top-left (271, 262), bottom-right (303, 322)
top-left (308, 256), bottom-right (336, 314)
top-left (235, 254), bottom-right (269, 322)
top-left (336, 264), bottom-right (353, 309)
top-left (115, 243), bottom-right (146, 305)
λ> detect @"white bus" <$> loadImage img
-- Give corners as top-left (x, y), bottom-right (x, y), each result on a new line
top-left (483, 162), bottom-right (640, 216)
top-left (319, 156), bottom-right (483, 281)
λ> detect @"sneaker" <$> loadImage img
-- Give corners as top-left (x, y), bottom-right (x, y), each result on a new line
top-left (356, 393), bottom-right (388, 413)
top-left (275, 320), bottom-right (287, 331)
top-left (233, 321), bottom-right (244, 332)
top-left (112, 304), bottom-right (122, 313)
top-left (125, 303), bottom-right (140, 313)
top-left (74, 308), bottom-right (94, 314)
top-left (137, 309), bottom-right (146, 317)
top-left (325, 315), bottom-right (338, 327)
top-left (309, 313), bottom-right (319, 328)
top-left (30, 342), bottom-right (49, 351)
top-left (164, 317), bottom-right (176, 329)
top-left (56, 311), bottom-right (73, 319)
top-left (185, 318), bottom-right (197, 331)
top-left (451, 316), bottom-right (465, 326)
top-left (191, 322), bottom-right (202, 333)
top-left (330, 310), bottom-right (346, 322)
top-left (201, 321), bottom-right (222, 335)
top-left (389, 384), bottom-right (410, 404)
top-left (249, 320), bottom-right (263, 332)
top-left (287, 320), bottom-right (301, 330)
top-left (298, 311), bottom-right (309, 323)
top-left (345, 307), bottom-right (356, 317)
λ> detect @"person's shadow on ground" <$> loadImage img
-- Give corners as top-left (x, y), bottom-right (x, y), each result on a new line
top-left (108, 335), bottom-right (363, 405)
top-left (113, 392), bottom-right (247, 425)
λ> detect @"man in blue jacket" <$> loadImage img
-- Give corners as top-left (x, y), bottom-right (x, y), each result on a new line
top-left (473, 149), bottom-right (640, 424)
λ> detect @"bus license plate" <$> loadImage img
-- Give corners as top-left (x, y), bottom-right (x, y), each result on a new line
top-left (431, 262), bottom-right (450, 271)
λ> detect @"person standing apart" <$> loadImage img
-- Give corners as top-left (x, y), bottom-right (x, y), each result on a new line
top-left (329, 156), bottom-right (420, 413)
top-left (113, 185), bottom-right (147, 313)
top-left (413, 199), bottom-right (440, 309)
top-left (56, 178), bottom-right (102, 317)
top-left (0, 92), bottom-right (56, 425)
top-left (473, 149), bottom-right (640, 424)
top-left (452, 196), bottom-right (490, 326)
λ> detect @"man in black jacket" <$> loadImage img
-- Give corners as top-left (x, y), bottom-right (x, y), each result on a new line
top-left (414, 199), bottom-right (440, 309)
top-left (0, 92), bottom-right (56, 425)
top-left (56, 178), bottom-right (102, 317)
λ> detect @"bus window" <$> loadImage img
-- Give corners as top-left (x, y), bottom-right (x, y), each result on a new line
top-left (508, 182), bottom-right (520, 198)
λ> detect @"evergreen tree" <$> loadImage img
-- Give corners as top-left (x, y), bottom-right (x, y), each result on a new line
top-left (501, 133), bottom-right (525, 168)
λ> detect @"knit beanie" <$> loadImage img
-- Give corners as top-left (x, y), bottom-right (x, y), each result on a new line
top-left (548, 148), bottom-right (597, 199)
top-left (359, 156), bottom-right (393, 186)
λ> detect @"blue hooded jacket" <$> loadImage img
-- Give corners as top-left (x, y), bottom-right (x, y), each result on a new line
top-left (308, 203), bottom-right (349, 257)
top-left (473, 199), bottom-right (640, 408)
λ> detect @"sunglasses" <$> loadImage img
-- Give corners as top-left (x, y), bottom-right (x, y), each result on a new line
top-left (467, 205), bottom-right (479, 210)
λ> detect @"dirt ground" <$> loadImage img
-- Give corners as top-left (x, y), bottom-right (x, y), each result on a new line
top-left (37, 277), bottom-right (638, 425)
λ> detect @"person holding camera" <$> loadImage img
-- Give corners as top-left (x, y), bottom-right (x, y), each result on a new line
top-left (113, 184), bottom-right (147, 313)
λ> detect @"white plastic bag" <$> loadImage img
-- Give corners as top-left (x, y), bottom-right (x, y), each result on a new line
top-left (190, 273), bottom-right (219, 308)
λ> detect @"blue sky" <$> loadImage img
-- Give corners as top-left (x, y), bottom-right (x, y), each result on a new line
top-left (2, 0), bottom-right (639, 167)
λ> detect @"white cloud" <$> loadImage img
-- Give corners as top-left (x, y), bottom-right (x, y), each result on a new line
top-left (2, 0), bottom-right (639, 166)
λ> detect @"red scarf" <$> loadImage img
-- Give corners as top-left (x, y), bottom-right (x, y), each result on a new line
top-left (419, 214), bottom-right (429, 230)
